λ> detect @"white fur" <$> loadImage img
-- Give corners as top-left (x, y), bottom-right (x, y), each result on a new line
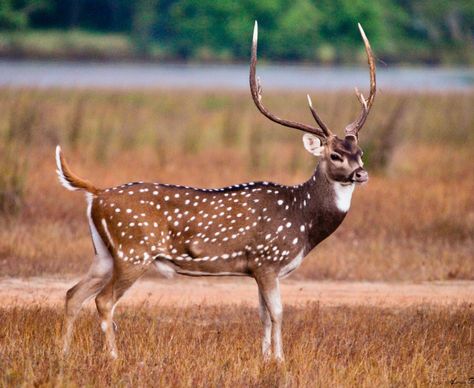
top-left (258, 289), bottom-right (272, 358)
top-left (152, 259), bottom-right (245, 278)
top-left (333, 182), bottom-right (355, 212)
top-left (153, 261), bottom-right (176, 279)
top-left (176, 269), bottom-right (246, 277)
top-left (87, 194), bottom-right (113, 276)
top-left (302, 134), bottom-right (325, 156)
top-left (55, 145), bottom-right (77, 191)
top-left (279, 248), bottom-right (304, 278)
top-left (101, 219), bottom-right (115, 249)
top-left (266, 282), bottom-right (283, 360)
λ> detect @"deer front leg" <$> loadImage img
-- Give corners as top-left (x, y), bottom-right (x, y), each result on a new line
top-left (256, 274), bottom-right (284, 362)
top-left (258, 288), bottom-right (272, 359)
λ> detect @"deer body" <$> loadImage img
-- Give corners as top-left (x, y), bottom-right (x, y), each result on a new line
top-left (59, 21), bottom-right (376, 362)
top-left (88, 165), bottom-right (350, 278)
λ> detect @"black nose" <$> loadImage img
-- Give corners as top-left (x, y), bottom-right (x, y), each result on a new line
top-left (353, 169), bottom-right (368, 183)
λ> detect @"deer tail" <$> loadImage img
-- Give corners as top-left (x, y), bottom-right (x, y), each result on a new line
top-left (55, 145), bottom-right (99, 195)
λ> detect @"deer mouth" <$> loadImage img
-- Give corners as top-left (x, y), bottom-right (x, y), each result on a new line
top-left (353, 176), bottom-right (369, 184)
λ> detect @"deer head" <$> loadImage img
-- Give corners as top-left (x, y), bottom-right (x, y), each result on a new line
top-left (250, 22), bottom-right (376, 185)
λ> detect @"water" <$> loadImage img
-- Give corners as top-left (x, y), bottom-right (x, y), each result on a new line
top-left (0, 60), bottom-right (472, 91)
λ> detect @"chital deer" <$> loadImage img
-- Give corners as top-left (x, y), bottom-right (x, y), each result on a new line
top-left (57, 22), bottom-right (376, 362)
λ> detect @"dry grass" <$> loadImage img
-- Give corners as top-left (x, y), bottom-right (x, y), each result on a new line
top-left (0, 303), bottom-right (472, 387)
top-left (0, 88), bottom-right (472, 280)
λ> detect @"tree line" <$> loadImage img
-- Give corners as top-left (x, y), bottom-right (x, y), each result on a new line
top-left (1, 0), bottom-right (473, 64)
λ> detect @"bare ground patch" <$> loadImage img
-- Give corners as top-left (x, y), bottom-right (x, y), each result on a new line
top-left (1, 276), bottom-right (472, 308)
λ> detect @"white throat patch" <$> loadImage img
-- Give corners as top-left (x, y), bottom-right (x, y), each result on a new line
top-left (333, 182), bottom-right (355, 212)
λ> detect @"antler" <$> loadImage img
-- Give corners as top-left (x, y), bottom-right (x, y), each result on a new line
top-left (249, 21), bottom-right (330, 140)
top-left (345, 23), bottom-right (377, 139)
top-left (306, 94), bottom-right (333, 137)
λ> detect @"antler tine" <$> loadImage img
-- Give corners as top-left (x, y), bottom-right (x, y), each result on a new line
top-left (345, 23), bottom-right (377, 139)
top-left (249, 21), bottom-right (327, 139)
top-left (345, 88), bottom-right (368, 136)
top-left (306, 94), bottom-right (333, 137)
top-left (359, 23), bottom-right (376, 110)
top-left (354, 87), bottom-right (367, 109)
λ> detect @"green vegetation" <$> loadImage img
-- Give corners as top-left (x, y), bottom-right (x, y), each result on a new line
top-left (0, 0), bottom-right (472, 64)
top-left (0, 29), bottom-right (133, 59)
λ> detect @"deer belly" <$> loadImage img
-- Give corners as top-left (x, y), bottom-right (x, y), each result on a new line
top-left (155, 255), bottom-right (249, 277)
top-left (155, 233), bottom-right (252, 275)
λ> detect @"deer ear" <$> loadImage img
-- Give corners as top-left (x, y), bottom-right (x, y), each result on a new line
top-left (303, 134), bottom-right (325, 156)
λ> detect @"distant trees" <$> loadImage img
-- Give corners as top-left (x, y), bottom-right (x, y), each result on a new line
top-left (2, 0), bottom-right (473, 64)
top-left (0, 0), bottom-right (45, 29)
top-left (131, 0), bottom-right (158, 55)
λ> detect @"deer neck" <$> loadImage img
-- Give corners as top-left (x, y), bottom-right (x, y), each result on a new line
top-left (296, 161), bottom-right (354, 252)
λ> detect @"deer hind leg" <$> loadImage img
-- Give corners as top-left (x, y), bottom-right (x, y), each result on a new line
top-left (258, 288), bottom-right (272, 359)
top-left (95, 263), bottom-right (145, 359)
top-left (63, 197), bottom-right (116, 356)
top-left (256, 275), bottom-right (284, 362)
top-left (62, 252), bottom-right (113, 356)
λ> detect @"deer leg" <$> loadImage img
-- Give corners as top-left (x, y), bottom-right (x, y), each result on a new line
top-left (62, 255), bottom-right (113, 356)
top-left (256, 275), bottom-right (284, 362)
top-left (258, 288), bottom-right (272, 359)
top-left (95, 265), bottom-right (144, 359)
top-left (95, 278), bottom-right (117, 358)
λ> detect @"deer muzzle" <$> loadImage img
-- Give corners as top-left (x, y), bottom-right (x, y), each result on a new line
top-left (350, 167), bottom-right (369, 183)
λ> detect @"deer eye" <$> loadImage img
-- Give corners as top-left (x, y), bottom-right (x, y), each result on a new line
top-left (330, 153), bottom-right (343, 162)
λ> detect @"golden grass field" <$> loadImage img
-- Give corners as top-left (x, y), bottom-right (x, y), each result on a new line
top-left (1, 304), bottom-right (473, 387)
top-left (0, 87), bottom-right (472, 386)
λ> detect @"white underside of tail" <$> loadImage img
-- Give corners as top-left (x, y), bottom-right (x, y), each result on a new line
top-left (55, 145), bottom-right (78, 191)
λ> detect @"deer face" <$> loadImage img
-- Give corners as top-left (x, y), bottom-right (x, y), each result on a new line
top-left (303, 134), bottom-right (368, 184)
